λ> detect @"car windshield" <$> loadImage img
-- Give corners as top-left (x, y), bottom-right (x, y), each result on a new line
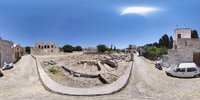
top-left (171, 65), bottom-right (178, 70)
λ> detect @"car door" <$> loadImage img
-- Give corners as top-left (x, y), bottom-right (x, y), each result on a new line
top-left (185, 67), bottom-right (198, 77)
top-left (174, 68), bottom-right (186, 77)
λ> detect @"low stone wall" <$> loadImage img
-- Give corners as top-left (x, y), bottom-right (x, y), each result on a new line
top-left (81, 60), bottom-right (97, 65)
top-left (106, 59), bottom-right (118, 68)
top-left (31, 54), bottom-right (133, 96)
top-left (62, 65), bottom-right (99, 78)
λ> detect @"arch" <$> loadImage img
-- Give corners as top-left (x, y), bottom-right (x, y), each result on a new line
top-left (38, 45), bottom-right (41, 49)
top-left (51, 45), bottom-right (54, 48)
top-left (47, 45), bottom-right (50, 48)
top-left (44, 45), bottom-right (46, 48)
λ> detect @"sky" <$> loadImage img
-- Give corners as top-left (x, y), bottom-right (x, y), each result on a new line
top-left (1, 0), bottom-right (200, 49)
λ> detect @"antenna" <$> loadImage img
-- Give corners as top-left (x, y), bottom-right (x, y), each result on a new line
top-left (176, 23), bottom-right (178, 29)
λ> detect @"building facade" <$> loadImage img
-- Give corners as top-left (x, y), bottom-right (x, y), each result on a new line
top-left (162, 28), bottom-right (200, 67)
top-left (127, 44), bottom-right (137, 53)
top-left (31, 41), bottom-right (59, 55)
top-left (13, 44), bottom-right (25, 63)
top-left (0, 38), bottom-right (13, 67)
top-left (87, 47), bottom-right (98, 53)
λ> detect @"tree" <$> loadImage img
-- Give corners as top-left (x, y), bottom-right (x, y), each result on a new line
top-left (59, 47), bottom-right (62, 51)
top-left (97, 44), bottom-right (108, 52)
top-left (62, 45), bottom-right (74, 52)
top-left (121, 49), bottom-right (125, 53)
top-left (137, 46), bottom-right (141, 52)
top-left (114, 46), bottom-right (116, 51)
top-left (153, 42), bottom-right (159, 48)
top-left (75, 46), bottom-right (82, 51)
top-left (25, 46), bottom-right (30, 54)
top-left (159, 38), bottom-right (163, 48)
top-left (191, 30), bottom-right (199, 38)
top-left (169, 36), bottom-right (173, 49)
top-left (110, 45), bottom-right (113, 50)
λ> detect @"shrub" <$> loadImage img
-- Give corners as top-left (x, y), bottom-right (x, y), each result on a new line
top-left (97, 44), bottom-right (108, 52)
top-left (62, 45), bottom-right (74, 52)
top-left (75, 46), bottom-right (82, 51)
top-left (49, 67), bottom-right (58, 74)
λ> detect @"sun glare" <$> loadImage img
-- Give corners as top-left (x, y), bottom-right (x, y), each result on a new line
top-left (121, 7), bottom-right (157, 15)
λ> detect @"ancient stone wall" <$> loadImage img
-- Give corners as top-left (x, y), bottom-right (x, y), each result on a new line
top-left (0, 38), bottom-right (13, 67)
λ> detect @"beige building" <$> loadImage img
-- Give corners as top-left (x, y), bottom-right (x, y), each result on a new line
top-left (127, 44), bottom-right (137, 53)
top-left (173, 28), bottom-right (191, 49)
top-left (162, 28), bottom-right (200, 67)
top-left (13, 44), bottom-right (25, 63)
top-left (31, 41), bottom-right (59, 55)
top-left (0, 38), bottom-right (13, 67)
top-left (87, 47), bottom-right (98, 53)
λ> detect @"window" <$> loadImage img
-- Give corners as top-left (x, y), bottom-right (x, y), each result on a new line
top-left (38, 45), bottom-right (40, 48)
top-left (51, 45), bottom-right (53, 48)
top-left (187, 68), bottom-right (197, 72)
top-left (176, 68), bottom-right (185, 72)
top-left (44, 45), bottom-right (46, 48)
top-left (178, 34), bottom-right (181, 39)
top-left (47, 45), bottom-right (50, 48)
top-left (51, 50), bottom-right (53, 52)
top-left (185, 41), bottom-right (187, 46)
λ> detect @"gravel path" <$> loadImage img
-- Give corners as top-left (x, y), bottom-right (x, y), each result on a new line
top-left (2, 53), bottom-right (200, 99)
top-left (133, 53), bottom-right (200, 98)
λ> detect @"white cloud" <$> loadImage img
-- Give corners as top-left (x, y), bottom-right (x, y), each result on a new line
top-left (121, 7), bottom-right (158, 15)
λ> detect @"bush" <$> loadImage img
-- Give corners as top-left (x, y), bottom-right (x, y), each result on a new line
top-left (97, 44), bottom-right (108, 52)
top-left (25, 46), bottom-right (30, 54)
top-left (62, 45), bottom-right (74, 52)
top-left (49, 67), bottom-right (58, 74)
top-left (75, 46), bottom-right (82, 51)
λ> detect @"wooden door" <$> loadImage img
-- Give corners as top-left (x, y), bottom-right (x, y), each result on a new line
top-left (193, 52), bottom-right (200, 66)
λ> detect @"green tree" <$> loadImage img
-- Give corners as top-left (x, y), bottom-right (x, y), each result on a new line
top-left (191, 30), bottom-right (199, 38)
top-left (153, 42), bottom-right (159, 48)
top-left (121, 49), bottom-right (125, 53)
top-left (97, 44), bottom-right (108, 52)
top-left (147, 46), bottom-right (157, 54)
top-left (59, 47), bottom-right (62, 51)
top-left (137, 46), bottom-right (141, 52)
top-left (159, 38), bottom-right (163, 48)
top-left (62, 45), bottom-right (74, 52)
top-left (169, 36), bottom-right (173, 49)
top-left (114, 46), bottom-right (116, 51)
top-left (75, 46), bottom-right (82, 51)
top-left (149, 51), bottom-right (155, 56)
top-left (25, 46), bottom-right (30, 54)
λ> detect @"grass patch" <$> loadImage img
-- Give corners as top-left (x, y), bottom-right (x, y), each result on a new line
top-left (49, 67), bottom-right (58, 74)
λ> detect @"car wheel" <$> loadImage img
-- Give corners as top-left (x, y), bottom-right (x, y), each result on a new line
top-left (167, 73), bottom-right (172, 76)
top-left (194, 74), bottom-right (200, 78)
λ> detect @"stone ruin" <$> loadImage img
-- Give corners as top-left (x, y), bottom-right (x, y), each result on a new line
top-left (62, 54), bottom-right (129, 84)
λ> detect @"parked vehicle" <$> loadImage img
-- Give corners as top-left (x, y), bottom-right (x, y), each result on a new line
top-left (165, 62), bottom-right (200, 78)
top-left (155, 63), bottom-right (162, 70)
top-left (2, 62), bottom-right (13, 70)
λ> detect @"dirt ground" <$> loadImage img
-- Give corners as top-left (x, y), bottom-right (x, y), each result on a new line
top-left (36, 53), bottom-right (129, 88)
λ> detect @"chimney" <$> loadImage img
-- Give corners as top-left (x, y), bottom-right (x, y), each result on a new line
top-left (48, 41), bottom-right (49, 43)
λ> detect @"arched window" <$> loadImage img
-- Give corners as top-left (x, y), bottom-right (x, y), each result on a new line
top-left (51, 45), bottom-right (53, 48)
top-left (47, 45), bottom-right (50, 48)
top-left (44, 45), bottom-right (46, 48)
top-left (42, 46), bottom-right (43, 49)
top-left (38, 45), bottom-right (40, 49)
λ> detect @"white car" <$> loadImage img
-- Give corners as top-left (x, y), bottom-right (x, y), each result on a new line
top-left (166, 63), bottom-right (200, 78)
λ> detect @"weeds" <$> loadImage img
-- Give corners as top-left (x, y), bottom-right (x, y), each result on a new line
top-left (49, 67), bottom-right (58, 74)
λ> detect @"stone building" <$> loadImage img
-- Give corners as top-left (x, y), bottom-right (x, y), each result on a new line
top-left (13, 44), bottom-right (25, 63)
top-left (127, 44), bottom-right (137, 53)
top-left (31, 41), bottom-right (59, 55)
top-left (87, 47), bottom-right (98, 53)
top-left (162, 28), bottom-right (200, 67)
top-left (0, 38), bottom-right (13, 67)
